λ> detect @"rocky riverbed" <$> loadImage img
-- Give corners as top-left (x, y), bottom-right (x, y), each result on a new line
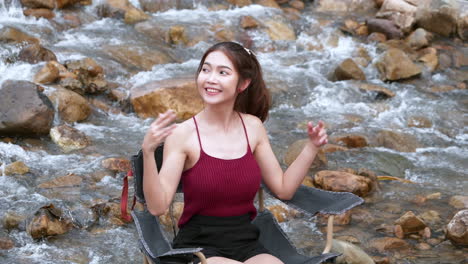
top-left (0, 0), bottom-right (467, 263)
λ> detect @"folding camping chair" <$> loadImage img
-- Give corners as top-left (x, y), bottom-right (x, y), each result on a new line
top-left (122, 145), bottom-right (364, 264)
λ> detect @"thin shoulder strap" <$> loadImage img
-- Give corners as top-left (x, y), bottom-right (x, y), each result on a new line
top-left (192, 116), bottom-right (203, 150)
top-left (237, 112), bottom-right (250, 147)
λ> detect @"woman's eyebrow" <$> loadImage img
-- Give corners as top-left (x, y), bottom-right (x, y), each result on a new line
top-left (203, 62), bottom-right (232, 71)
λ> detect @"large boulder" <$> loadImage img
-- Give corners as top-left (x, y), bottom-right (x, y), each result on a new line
top-left (104, 45), bottom-right (173, 71)
top-left (334, 59), bottom-right (366, 81)
top-left (27, 204), bottom-right (73, 239)
top-left (0, 80), bottom-right (54, 136)
top-left (130, 78), bottom-right (203, 120)
top-left (375, 48), bottom-right (422, 81)
top-left (284, 139), bottom-right (327, 169)
top-left (47, 87), bottom-right (91, 123)
top-left (50, 124), bottom-right (90, 152)
top-left (446, 209), bottom-right (468, 246)
top-left (376, 0), bottom-right (418, 32)
top-left (0, 26), bottom-right (39, 44)
top-left (375, 130), bottom-right (421, 152)
top-left (18, 44), bottom-right (57, 64)
top-left (415, 0), bottom-right (462, 37)
top-left (394, 211), bottom-right (427, 235)
top-left (314, 170), bottom-right (374, 197)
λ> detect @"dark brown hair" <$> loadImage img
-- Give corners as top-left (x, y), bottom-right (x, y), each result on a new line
top-left (196, 42), bottom-right (271, 122)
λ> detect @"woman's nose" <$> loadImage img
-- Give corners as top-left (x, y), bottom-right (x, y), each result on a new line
top-left (207, 72), bottom-right (217, 83)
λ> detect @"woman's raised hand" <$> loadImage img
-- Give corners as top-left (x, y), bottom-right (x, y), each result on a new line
top-left (307, 121), bottom-right (328, 148)
top-left (142, 110), bottom-right (177, 153)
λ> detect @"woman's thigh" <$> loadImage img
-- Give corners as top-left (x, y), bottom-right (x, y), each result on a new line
top-left (204, 256), bottom-right (242, 264)
top-left (244, 253), bottom-right (284, 264)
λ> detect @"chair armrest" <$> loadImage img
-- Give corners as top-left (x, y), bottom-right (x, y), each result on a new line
top-left (276, 185), bottom-right (364, 216)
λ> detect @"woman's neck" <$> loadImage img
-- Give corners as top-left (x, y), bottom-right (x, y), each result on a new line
top-left (198, 105), bottom-right (239, 133)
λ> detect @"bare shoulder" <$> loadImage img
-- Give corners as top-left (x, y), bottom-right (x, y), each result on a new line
top-left (239, 113), bottom-right (266, 133)
top-left (239, 113), bottom-right (268, 149)
top-left (164, 118), bottom-right (196, 152)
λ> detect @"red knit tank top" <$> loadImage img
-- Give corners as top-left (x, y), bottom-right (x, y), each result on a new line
top-left (178, 113), bottom-right (262, 228)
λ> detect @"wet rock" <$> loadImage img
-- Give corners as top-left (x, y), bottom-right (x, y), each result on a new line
top-left (406, 28), bottom-right (432, 50)
top-left (375, 130), bottom-right (420, 152)
top-left (0, 80), bottom-right (54, 136)
top-left (65, 57), bottom-right (103, 77)
top-left (101, 158), bottom-right (131, 173)
top-left (264, 19), bottom-right (296, 41)
top-left (370, 237), bottom-right (410, 252)
top-left (425, 192), bottom-right (441, 200)
top-left (4, 161), bottom-right (30, 175)
top-left (358, 83), bottom-right (395, 99)
top-left (415, 0), bottom-right (460, 37)
top-left (226, 0), bottom-right (252, 7)
top-left (18, 44), bottom-right (57, 64)
top-left (318, 210), bottom-right (352, 225)
top-left (0, 237), bottom-right (14, 250)
top-left (20, 0), bottom-right (55, 9)
top-left (23, 8), bottom-right (55, 19)
top-left (453, 48), bottom-right (468, 68)
top-left (314, 170), bottom-right (374, 197)
top-left (418, 47), bottom-right (438, 72)
top-left (50, 124), bottom-right (90, 152)
top-left (366, 18), bottom-right (403, 39)
top-left (449, 196), bottom-right (468, 209)
top-left (301, 175), bottom-right (315, 187)
top-left (108, 88), bottom-right (128, 102)
top-left (260, 0), bottom-right (282, 8)
top-left (47, 87), bottom-right (91, 123)
top-left (407, 116), bottom-right (432, 128)
top-left (96, 0), bottom-right (135, 19)
top-left (281, 7), bottom-right (301, 20)
top-left (266, 204), bottom-right (301, 223)
top-left (166, 25), bottom-right (188, 45)
top-left (63, 58), bottom-right (107, 94)
top-left (332, 239), bottom-right (374, 264)
top-left (416, 242), bottom-right (431, 250)
top-left (34, 61), bottom-right (60, 84)
top-left (138, 0), bottom-right (185, 12)
top-left (418, 210), bottom-right (441, 226)
top-left (130, 78), bottom-right (204, 120)
top-left (104, 45), bottom-right (173, 71)
top-left (446, 209), bottom-right (468, 246)
top-left (372, 256), bottom-right (390, 264)
top-left (375, 0), bottom-right (418, 33)
top-left (92, 201), bottom-right (126, 226)
top-left (334, 59), bottom-right (366, 81)
top-left (322, 143), bottom-right (349, 153)
top-left (70, 206), bottom-right (98, 229)
top-left (159, 202), bottom-right (184, 228)
top-left (27, 204), bottom-right (73, 239)
top-left (124, 7), bottom-right (150, 24)
top-left (367, 32), bottom-right (387, 43)
top-left (284, 139), bottom-right (327, 169)
top-left (290, 0), bottom-right (305, 10)
top-left (330, 134), bottom-right (368, 148)
top-left (3, 211), bottom-right (26, 231)
top-left (315, 0), bottom-right (377, 12)
top-left (240, 16), bottom-right (259, 29)
top-left (375, 48), bottom-right (422, 81)
top-left (0, 26), bottom-right (39, 44)
top-left (458, 12), bottom-right (468, 40)
top-left (38, 174), bottom-right (83, 188)
top-left (395, 211), bottom-right (427, 235)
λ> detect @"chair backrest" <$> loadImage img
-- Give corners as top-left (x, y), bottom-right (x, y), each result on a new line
top-left (132, 145), bottom-right (164, 203)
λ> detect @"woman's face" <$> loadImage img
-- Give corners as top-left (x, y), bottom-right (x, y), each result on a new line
top-left (197, 50), bottom-right (241, 107)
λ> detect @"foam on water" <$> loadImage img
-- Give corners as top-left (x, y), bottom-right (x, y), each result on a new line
top-left (128, 59), bottom-right (200, 87)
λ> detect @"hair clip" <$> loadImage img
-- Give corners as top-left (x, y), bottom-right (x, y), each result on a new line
top-left (243, 47), bottom-right (255, 56)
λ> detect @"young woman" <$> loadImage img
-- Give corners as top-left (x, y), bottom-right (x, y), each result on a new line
top-left (141, 42), bottom-right (328, 264)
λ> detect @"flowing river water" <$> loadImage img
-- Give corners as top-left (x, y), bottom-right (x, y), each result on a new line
top-left (0, 0), bottom-right (467, 263)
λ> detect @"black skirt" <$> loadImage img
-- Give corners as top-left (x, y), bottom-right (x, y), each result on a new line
top-left (162, 214), bottom-right (269, 263)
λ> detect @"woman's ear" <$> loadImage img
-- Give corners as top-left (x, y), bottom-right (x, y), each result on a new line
top-left (238, 78), bottom-right (251, 93)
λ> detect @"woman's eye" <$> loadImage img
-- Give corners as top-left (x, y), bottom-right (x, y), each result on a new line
top-left (202, 68), bottom-right (209, 72)
top-left (220, 71), bottom-right (227, 75)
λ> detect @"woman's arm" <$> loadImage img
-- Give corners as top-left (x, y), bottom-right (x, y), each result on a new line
top-left (141, 110), bottom-right (186, 216)
top-left (254, 119), bottom-right (327, 200)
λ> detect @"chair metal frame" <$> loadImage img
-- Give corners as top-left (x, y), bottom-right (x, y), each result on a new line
top-left (124, 146), bottom-right (364, 264)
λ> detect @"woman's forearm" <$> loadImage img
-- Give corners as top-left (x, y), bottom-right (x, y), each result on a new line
top-left (280, 143), bottom-right (319, 200)
top-left (142, 149), bottom-right (169, 216)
